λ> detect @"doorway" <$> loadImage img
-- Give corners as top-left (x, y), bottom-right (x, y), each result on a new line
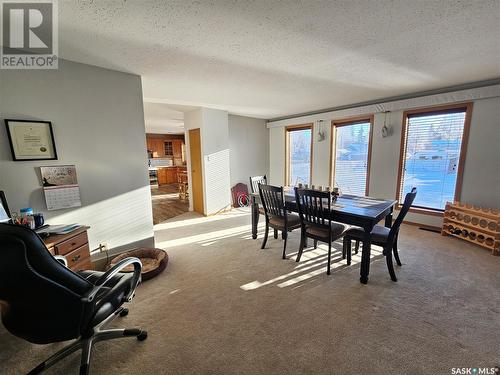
top-left (189, 128), bottom-right (204, 215)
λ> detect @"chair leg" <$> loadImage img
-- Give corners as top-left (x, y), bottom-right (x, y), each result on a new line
top-left (261, 222), bottom-right (269, 249)
top-left (393, 239), bottom-right (402, 266)
top-left (273, 229), bottom-right (278, 239)
top-left (355, 240), bottom-right (360, 254)
top-left (327, 242), bottom-right (332, 275)
top-left (296, 231), bottom-right (305, 262)
top-left (385, 247), bottom-right (397, 282)
top-left (342, 238), bottom-right (349, 259)
top-left (314, 239), bottom-right (318, 249)
top-left (79, 338), bottom-right (93, 375)
top-left (28, 308), bottom-right (147, 375)
top-left (282, 231), bottom-right (288, 259)
top-left (347, 240), bottom-right (352, 266)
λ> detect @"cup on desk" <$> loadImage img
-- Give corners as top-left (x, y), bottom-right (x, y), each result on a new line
top-left (317, 185), bottom-right (323, 191)
top-left (304, 184), bottom-right (309, 189)
top-left (298, 183), bottom-right (303, 188)
top-left (325, 186), bottom-right (330, 192)
top-left (311, 185), bottom-right (315, 190)
top-left (34, 213), bottom-right (45, 228)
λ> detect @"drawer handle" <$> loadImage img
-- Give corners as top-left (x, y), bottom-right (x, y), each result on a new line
top-left (71, 255), bottom-right (81, 262)
top-left (71, 242), bottom-right (77, 246)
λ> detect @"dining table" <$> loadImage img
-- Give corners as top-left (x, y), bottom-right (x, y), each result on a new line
top-left (250, 188), bottom-right (397, 284)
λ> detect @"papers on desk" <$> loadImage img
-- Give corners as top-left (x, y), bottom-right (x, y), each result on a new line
top-left (35, 224), bottom-right (82, 235)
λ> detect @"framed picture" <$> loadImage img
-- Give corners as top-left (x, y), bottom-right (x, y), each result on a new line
top-left (4, 119), bottom-right (58, 161)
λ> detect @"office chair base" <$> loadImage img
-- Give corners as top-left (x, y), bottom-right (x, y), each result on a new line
top-left (28, 307), bottom-right (147, 375)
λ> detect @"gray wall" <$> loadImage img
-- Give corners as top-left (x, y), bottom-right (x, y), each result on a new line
top-left (268, 94), bottom-right (500, 227)
top-left (228, 114), bottom-right (269, 188)
top-left (0, 60), bottom-right (154, 257)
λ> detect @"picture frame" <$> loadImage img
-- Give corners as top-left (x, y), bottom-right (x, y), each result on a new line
top-left (4, 119), bottom-right (58, 161)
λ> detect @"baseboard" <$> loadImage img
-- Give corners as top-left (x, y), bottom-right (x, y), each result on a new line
top-left (403, 220), bottom-right (441, 232)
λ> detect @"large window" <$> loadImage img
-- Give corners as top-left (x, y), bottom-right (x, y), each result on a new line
top-left (286, 124), bottom-right (313, 186)
top-left (331, 117), bottom-right (372, 196)
top-left (397, 104), bottom-right (472, 212)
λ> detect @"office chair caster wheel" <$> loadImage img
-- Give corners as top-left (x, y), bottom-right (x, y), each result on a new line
top-left (137, 331), bottom-right (148, 341)
top-left (119, 308), bottom-right (129, 317)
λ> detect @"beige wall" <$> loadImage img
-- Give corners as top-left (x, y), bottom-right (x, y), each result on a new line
top-left (0, 60), bottom-right (154, 257)
top-left (268, 89), bottom-right (500, 228)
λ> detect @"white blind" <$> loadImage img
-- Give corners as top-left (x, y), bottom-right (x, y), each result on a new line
top-left (334, 121), bottom-right (371, 196)
top-left (399, 109), bottom-right (467, 210)
top-left (289, 128), bottom-right (312, 185)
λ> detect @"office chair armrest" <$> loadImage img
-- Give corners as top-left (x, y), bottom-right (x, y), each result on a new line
top-left (54, 255), bottom-right (68, 267)
top-left (82, 257), bottom-right (142, 303)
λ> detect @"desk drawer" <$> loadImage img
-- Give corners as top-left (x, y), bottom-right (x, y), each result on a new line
top-left (55, 232), bottom-right (88, 255)
top-left (65, 244), bottom-right (91, 271)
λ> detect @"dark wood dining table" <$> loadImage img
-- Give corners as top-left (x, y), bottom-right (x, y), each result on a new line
top-left (250, 188), bottom-right (397, 284)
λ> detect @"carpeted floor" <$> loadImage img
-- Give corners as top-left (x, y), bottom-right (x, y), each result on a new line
top-left (1, 209), bottom-right (499, 374)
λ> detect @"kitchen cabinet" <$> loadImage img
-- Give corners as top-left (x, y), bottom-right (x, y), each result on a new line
top-left (157, 166), bottom-right (188, 186)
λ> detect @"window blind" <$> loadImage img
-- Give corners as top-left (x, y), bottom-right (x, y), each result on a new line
top-left (288, 128), bottom-right (312, 185)
top-left (399, 109), bottom-right (467, 210)
top-left (334, 121), bottom-right (371, 196)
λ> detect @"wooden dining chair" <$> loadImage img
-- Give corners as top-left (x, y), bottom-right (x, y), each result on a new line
top-left (258, 184), bottom-right (301, 259)
top-left (294, 188), bottom-right (348, 275)
top-left (250, 175), bottom-right (278, 239)
top-left (343, 187), bottom-right (417, 281)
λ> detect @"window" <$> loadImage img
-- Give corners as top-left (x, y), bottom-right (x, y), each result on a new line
top-left (331, 117), bottom-right (373, 196)
top-left (397, 103), bottom-right (472, 212)
top-left (164, 141), bottom-right (173, 156)
top-left (286, 124), bottom-right (313, 186)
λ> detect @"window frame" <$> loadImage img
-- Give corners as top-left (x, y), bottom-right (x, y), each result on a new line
top-left (164, 141), bottom-right (173, 156)
top-left (395, 102), bottom-right (473, 216)
top-left (329, 115), bottom-right (374, 196)
top-left (285, 123), bottom-right (314, 186)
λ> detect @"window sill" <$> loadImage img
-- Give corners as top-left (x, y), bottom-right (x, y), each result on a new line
top-left (396, 205), bottom-right (444, 217)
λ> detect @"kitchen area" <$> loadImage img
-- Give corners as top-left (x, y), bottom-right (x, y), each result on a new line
top-left (147, 133), bottom-right (189, 224)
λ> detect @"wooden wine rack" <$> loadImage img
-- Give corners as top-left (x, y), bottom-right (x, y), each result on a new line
top-left (442, 202), bottom-right (500, 255)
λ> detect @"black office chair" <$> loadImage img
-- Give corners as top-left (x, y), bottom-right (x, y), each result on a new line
top-left (0, 223), bottom-right (147, 375)
top-left (343, 187), bottom-right (417, 281)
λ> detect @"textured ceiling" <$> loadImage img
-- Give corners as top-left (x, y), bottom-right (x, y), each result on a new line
top-left (59, 0), bottom-right (500, 119)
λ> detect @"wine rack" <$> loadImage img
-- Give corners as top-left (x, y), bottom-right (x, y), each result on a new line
top-left (442, 202), bottom-right (500, 255)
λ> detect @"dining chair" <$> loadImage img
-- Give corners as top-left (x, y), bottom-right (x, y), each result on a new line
top-left (294, 188), bottom-right (349, 275)
top-left (343, 187), bottom-right (417, 281)
top-left (177, 172), bottom-right (189, 200)
top-left (250, 175), bottom-right (278, 239)
top-left (258, 184), bottom-right (301, 259)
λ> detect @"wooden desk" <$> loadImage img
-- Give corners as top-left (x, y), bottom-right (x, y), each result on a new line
top-left (42, 226), bottom-right (92, 272)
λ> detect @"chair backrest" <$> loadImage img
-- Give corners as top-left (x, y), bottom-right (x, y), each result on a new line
top-left (294, 188), bottom-right (332, 230)
top-left (258, 184), bottom-right (285, 220)
top-left (389, 187), bottom-right (417, 241)
top-left (249, 175), bottom-right (267, 194)
top-left (0, 223), bottom-right (92, 344)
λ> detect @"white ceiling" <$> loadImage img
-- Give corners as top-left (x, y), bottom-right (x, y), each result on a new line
top-left (59, 0), bottom-right (500, 120)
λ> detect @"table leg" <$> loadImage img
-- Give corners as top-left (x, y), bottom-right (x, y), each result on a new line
top-left (360, 225), bottom-right (373, 284)
top-left (385, 207), bottom-right (393, 228)
top-left (251, 196), bottom-right (259, 239)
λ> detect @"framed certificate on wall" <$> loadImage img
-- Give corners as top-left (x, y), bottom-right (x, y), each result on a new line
top-left (4, 119), bottom-right (58, 161)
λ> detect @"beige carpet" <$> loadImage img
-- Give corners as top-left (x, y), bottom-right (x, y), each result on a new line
top-left (1, 208), bottom-right (499, 374)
